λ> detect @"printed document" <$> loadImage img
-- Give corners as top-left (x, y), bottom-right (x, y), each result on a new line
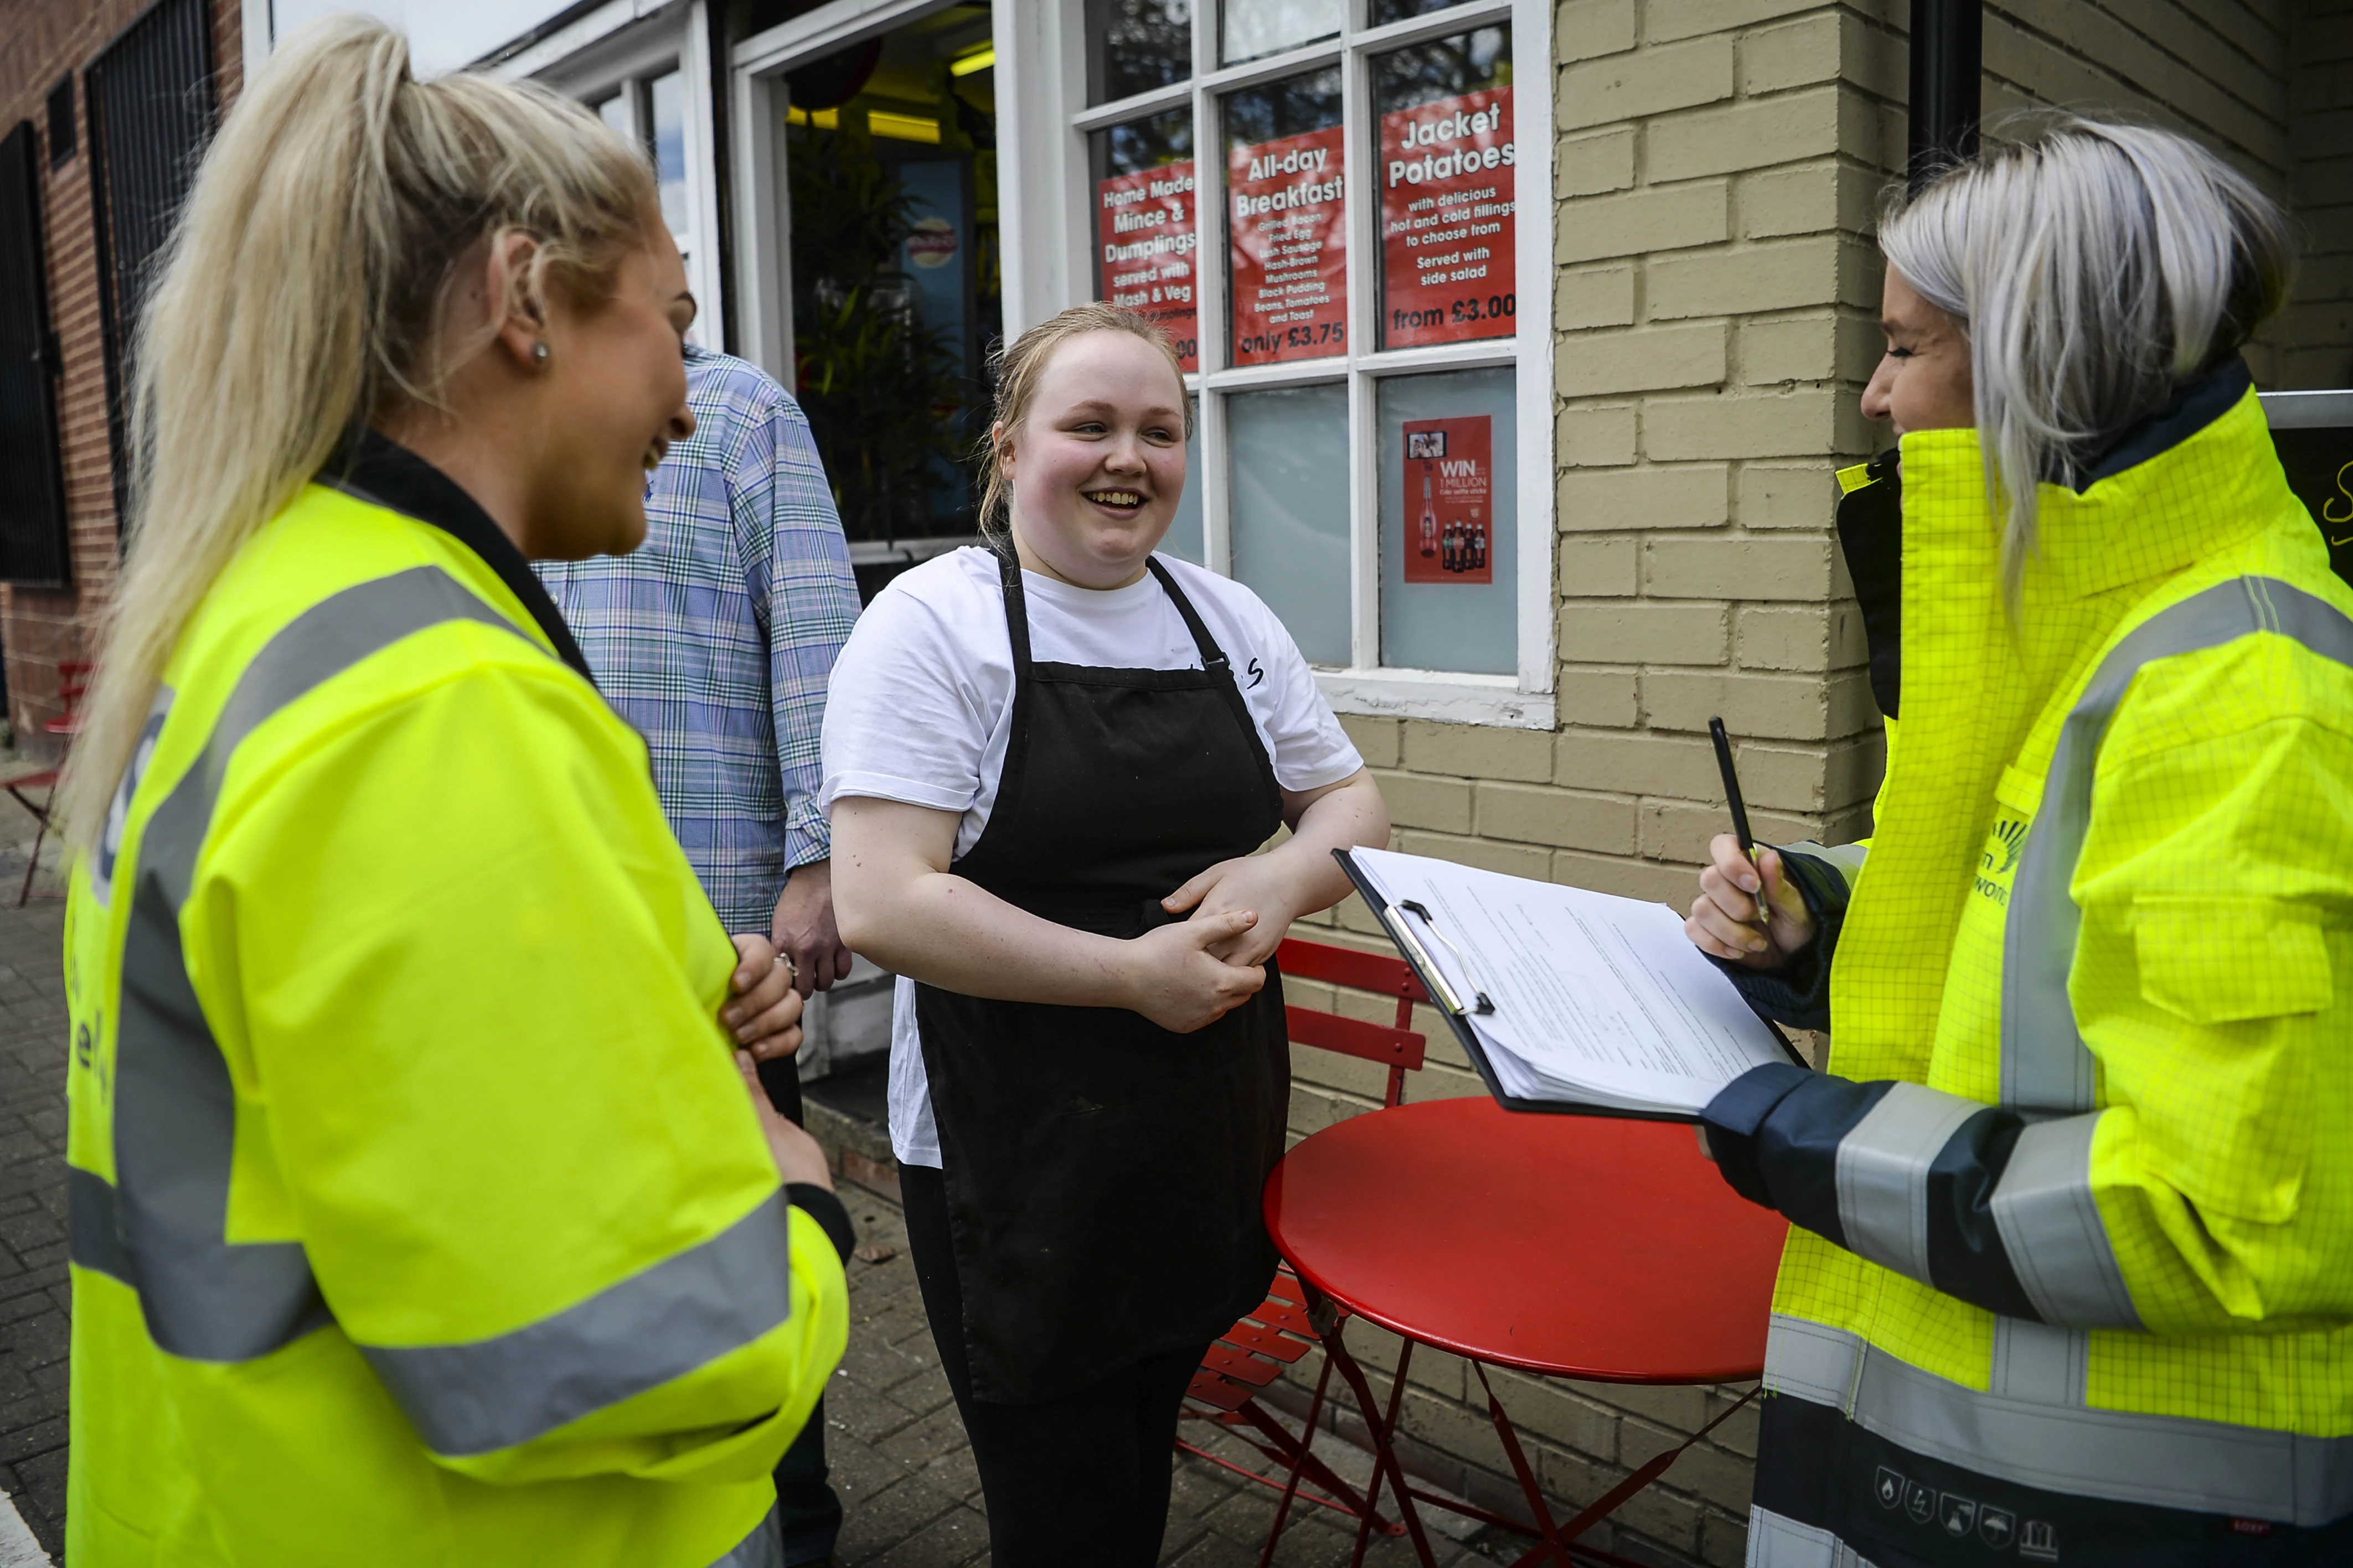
top-left (1348, 847), bottom-right (1790, 1114)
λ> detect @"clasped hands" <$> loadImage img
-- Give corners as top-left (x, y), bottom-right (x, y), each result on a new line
top-left (1118, 853), bottom-right (1301, 1035)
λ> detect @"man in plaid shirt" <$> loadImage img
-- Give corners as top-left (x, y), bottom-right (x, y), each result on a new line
top-left (539, 344), bottom-right (861, 1566)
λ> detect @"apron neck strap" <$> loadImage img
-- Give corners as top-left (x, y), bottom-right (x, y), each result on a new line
top-left (994, 546), bottom-right (1234, 677)
top-left (1144, 557), bottom-right (1230, 673)
top-left (990, 544), bottom-right (1037, 677)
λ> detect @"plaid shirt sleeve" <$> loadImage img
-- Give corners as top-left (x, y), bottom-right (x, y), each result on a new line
top-left (729, 384), bottom-right (860, 872)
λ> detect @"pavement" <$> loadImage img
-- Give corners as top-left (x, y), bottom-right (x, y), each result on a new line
top-left (0, 839), bottom-right (1508, 1565)
top-left (0, 864), bottom-right (74, 1560)
top-left (818, 1188), bottom-right (1508, 1567)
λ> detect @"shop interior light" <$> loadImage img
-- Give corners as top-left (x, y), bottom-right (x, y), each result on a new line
top-left (869, 110), bottom-right (941, 143)
top-left (949, 42), bottom-right (994, 76)
top-left (784, 105), bottom-right (839, 129)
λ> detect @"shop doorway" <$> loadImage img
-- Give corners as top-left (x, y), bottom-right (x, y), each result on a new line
top-left (771, 4), bottom-right (997, 595)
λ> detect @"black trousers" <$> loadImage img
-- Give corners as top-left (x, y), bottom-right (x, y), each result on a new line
top-left (901, 1161), bottom-right (1206, 1568)
top-left (757, 1062), bottom-right (842, 1566)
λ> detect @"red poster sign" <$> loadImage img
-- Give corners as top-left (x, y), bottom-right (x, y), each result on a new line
top-left (1226, 126), bottom-right (1348, 366)
top-left (1379, 86), bottom-right (1516, 349)
top-left (1097, 161), bottom-right (1200, 371)
top-left (1402, 416), bottom-right (1494, 584)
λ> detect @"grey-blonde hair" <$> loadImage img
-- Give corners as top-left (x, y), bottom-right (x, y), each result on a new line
top-left (58, 15), bottom-right (658, 848)
top-left (978, 302), bottom-right (1192, 538)
top-left (1879, 117), bottom-right (2295, 603)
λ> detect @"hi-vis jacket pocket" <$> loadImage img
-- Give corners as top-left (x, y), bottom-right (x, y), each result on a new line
top-left (2129, 894), bottom-right (2325, 1226)
top-left (2133, 895), bottom-right (2333, 1023)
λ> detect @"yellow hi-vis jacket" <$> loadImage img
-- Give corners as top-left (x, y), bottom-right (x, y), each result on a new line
top-left (64, 472), bottom-right (849, 1566)
top-left (1700, 366), bottom-right (2353, 1560)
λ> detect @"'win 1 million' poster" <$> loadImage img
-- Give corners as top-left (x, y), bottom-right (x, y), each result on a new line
top-left (1097, 161), bottom-right (1200, 371)
top-left (1403, 416), bottom-right (1494, 585)
top-left (1380, 85), bottom-right (1516, 349)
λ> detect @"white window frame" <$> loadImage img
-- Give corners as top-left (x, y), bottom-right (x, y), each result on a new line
top-left (1030, 0), bottom-right (1555, 728)
top-left (730, 0), bottom-right (975, 386)
top-left (505, 2), bottom-right (727, 346)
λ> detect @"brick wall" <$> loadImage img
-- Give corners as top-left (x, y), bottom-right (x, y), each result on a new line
top-left (0, 0), bottom-right (243, 751)
top-left (2285, 0), bottom-right (2353, 390)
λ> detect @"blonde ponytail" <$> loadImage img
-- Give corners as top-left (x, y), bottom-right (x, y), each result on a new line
top-left (58, 14), bottom-right (656, 848)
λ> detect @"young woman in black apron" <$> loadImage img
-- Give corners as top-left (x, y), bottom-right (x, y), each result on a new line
top-left (823, 304), bottom-right (1389, 1563)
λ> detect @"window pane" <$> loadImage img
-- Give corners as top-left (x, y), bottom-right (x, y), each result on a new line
top-left (1163, 397), bottom-right (1205, 563)
top-left (1230, 383), bottom-right (1349, 665)
top-left (1092, 109), bottom-right (1200, 371)
top-left (1369, 0), bottom-right (1474, 22)
top-left (597, 92), bottom-right (631, 138)
top-left (649, 70), bottom-right (690, 238)
top-left (1224, 69), bottom-right (1345, 368)
top-left (1221, 0), bottom-right (1341, 65)
top-left (1378, 366), bottom-right (1515, 674)
top-left (1086, 0), bottom-right (1192, 105)
top-left (1372, 27), bottom-right (1514, 350)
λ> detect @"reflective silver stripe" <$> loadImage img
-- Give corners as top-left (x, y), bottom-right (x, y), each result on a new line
top-left (1763, 1312), bottom-right (1861, 1406)
top-left (2002, 576), bottom-right (2353, 1114)
top-left (105, 567), bottom-right (523, 1362)
top-left (360, 1189), bottom-right (799, 1457)
top-left (1779, 840), bottom-right (1867, 893)
top-left (1745, 1504), bottom-right (1877, 1567)
top-left (708, 1503), bottom-right (782, 1568)
top-left (1989, 1317), bottom-right (2087, 1405)
top-left (1833, 1083), bottom-right (1982, 1284)
top-left (1990, 1115), bottom-right (2140, 1331)
top-left (1768, 1316), bottom-right (2353, 1525)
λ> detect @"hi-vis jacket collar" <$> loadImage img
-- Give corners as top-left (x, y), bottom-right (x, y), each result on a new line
top-left (321, 428), bottom-right (597, 686)
top-left (1834, 358), bottom-right (2278, 723)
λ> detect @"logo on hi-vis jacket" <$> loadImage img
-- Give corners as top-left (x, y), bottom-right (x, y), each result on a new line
top-left (1974, 814), bottom-right (2029, 908)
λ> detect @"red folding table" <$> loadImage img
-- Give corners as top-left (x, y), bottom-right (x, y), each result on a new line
top-left (1262, 1097), bottom-right (1788, 1567)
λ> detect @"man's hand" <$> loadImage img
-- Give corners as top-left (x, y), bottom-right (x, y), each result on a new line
top-left (772, 859), bottom-right (855, 996)
top-left (723, 934), bottom-right (806, 1060)
top-left (736, 1051), bottom-right (832, 1188)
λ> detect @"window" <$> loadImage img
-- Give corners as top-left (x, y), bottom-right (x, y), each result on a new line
top-left (87, 0), bottom-right (216, 517)
top-left (1068, 0), bottom-right (1551, 725)
top-left (591, 62), bottom-right (711, 343)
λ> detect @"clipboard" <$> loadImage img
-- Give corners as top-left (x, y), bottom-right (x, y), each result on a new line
top-left (1334, 848), bottom-right (1808, 1122)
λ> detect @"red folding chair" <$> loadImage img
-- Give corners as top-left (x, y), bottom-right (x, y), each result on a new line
top-left (1177, 935), bottom-right (1431, 1563)
top-left (7, 659), bottom-right (91, 905)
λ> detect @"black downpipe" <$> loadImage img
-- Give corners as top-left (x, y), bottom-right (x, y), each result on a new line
top-left (1907, 0), bottom-right (1983, 189)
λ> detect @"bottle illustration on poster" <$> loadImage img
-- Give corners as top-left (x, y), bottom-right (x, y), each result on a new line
top-left (1403, 416), bottom-right (1493, 585)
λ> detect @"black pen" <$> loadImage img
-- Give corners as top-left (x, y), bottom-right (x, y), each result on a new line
top-left (1709, 716), bottom-right (1770, 934)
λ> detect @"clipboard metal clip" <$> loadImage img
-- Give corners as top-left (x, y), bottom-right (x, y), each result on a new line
top-left (1387, 899), bottom-right (1495, 1017)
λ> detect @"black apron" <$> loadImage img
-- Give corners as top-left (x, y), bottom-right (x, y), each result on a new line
top-left (915, 549), bottom-right (1291, 1405)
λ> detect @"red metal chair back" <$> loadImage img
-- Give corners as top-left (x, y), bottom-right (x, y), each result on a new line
top-left (1277, 935), bottom-right (1429, 1109)
top-left (45, 660), bottom-right (92, 738)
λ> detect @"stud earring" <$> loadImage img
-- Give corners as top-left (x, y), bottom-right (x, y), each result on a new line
top-left (532, 342), bottom-right (550, 365)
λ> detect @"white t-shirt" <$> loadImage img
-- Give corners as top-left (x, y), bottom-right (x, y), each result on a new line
top-left (821, 547), bottom-right (1364, 1167)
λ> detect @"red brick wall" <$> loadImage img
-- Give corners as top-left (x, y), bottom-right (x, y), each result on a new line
top-left (0, 0), bottom-right (242, 752)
